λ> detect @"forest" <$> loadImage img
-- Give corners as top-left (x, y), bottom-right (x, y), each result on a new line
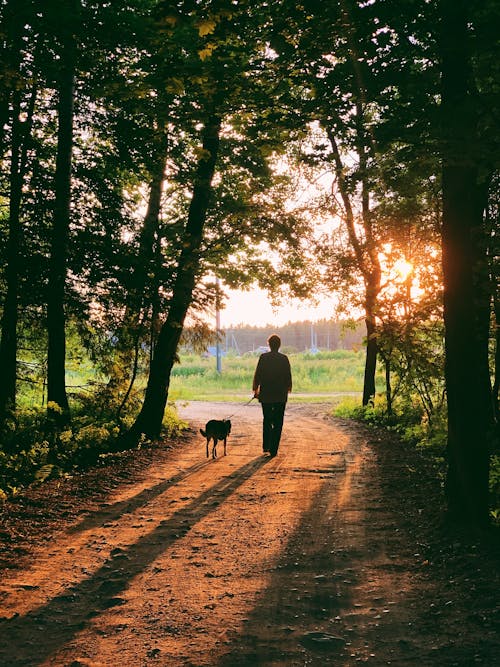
top-left (0, 0), bottom-right (499, 528)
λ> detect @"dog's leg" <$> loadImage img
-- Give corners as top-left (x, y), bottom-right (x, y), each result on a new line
top-left (223, 436), bottom-right (227, 456)
top-left (206, 439), bottom-right (209, 458)
top-left (213, 438), bottom-right (218, 459)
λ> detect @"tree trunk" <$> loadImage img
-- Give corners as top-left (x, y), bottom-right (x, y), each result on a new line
top-left (361, 286), bottom-right (380, 407)
top-left (0, 0), bottom-right (27, 156)
top-left (47, 2), bottom-right (78, 417)
top-left (112, 142), bottom-right (168, 416)
top-left (128, 140), bottom-right (168, 314)
top-left (0, 33), bottom-right (39, 428)
top-left (362, 295), bottom-right (378, 406)
top-left (384, 357), bottom-right (393, 416)
top-left (441, 0), bottom-right (493, 526)
top-left (326, 124), bottom-right (381, 407)
top-left (122, 114), bottom-right (221, 446)
top-left (121, 143), bottom-right (168, 340)
top-left (0, 91), bottom-right (23, 424)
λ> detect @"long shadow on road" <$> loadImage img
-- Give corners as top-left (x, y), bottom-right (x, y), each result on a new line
top-left (68, 459), bottom-right (211, 534)
top-left (0, 456), bottom-right (269, 667)
top-left (215, 476), bottom-right (359, 667)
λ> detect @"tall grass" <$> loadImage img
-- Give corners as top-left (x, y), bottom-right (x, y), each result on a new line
top-left (16, 349), bottom-right (373, 406)
top-left (169, 350), bottom-right (375, 401)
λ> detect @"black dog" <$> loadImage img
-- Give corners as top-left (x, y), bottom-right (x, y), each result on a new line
top-left (200, 419), bottom-right (231, 459)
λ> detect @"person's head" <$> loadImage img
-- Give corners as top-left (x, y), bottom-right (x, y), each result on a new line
top-left (268, 334), bottom-right (281, 351)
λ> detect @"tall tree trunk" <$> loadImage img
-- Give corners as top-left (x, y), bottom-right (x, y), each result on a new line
top-left (363, 288), bottom-right (378, 405)
top-left (47, 2), bottom-right (78, 416)
top-left (122, 114), bottom-right (221, 446)
top-left (112, 142), bottom-right (168, 415)
top-left (0, 0), bottom-right (28, 156)
top-left (326, 126), bottom-right (381, 406)
top-left (0, 90), bottom-right (23, 425)
top-left (120, 142), bottom-right (168, 342)
top-left (0, 38), bottom-right (38, 428)
top-left (441, 0), bottom-right (493, 526)
top-left (128, 140), bottom-right (168, 315)
top-left (383, 355), bottom-right (393, 416)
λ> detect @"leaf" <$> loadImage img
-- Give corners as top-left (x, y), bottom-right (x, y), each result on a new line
top-left (165, 77), bottom-right (185, 94)
top-left (189, 76), bottom-right (209, 86)
top-left (197, 19), bottom-right (217, 37)
top-left (198, 44), bottom-right (216, 61)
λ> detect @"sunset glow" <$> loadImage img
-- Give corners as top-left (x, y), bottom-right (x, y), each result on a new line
top-left (220, 288), bottom-right (340, 327)
top-left (393, 258), bottom-right (413, 282)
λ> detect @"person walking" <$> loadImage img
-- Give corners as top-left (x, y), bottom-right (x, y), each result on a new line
top-left (252, 334), bottom-right (292, 457)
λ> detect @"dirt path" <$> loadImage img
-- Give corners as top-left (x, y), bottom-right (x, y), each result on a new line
top-left (0, 401), bottom-right (499, 666)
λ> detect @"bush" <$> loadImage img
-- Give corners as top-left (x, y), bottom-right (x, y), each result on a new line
top-left (163, 404), bottom-right (188, 438)
top-left (0, 386), bottom-right (188, 498)
top-left (333, 393), bottom-right (446, 449)
top-left (0, 408), bottom-right (59, 496)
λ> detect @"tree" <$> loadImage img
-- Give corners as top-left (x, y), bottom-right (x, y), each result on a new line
top-left (326, 125), bottom-right (381, 406)
top-left (125, 113), bottom-right (222, 443)
top-left (47, 0), bottom-right (81, 418)
top-left (0, 0), bottom-right (29, 155)
top-left (120, 0), bottom-right (315, 444)
top-left (0, 2), bottom-right (38, 426)
top-left (267, 0), bottom-right (406, 406)
top-left (440, 0), bottom-right (496, 526)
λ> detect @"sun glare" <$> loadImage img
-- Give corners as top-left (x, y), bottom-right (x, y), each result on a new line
top-left (394, 258), bottom-right (413, 282)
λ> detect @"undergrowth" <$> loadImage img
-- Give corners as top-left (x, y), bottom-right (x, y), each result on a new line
top-left (334, 396), bottom-right (500, 525)
top-left (0, 384), bottom-right (187, 500)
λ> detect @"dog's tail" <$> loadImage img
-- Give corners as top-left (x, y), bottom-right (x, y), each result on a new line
top-left (200, 428), bottom-right (206, 437)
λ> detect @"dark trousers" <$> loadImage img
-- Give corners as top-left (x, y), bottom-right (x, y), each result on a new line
top-left (261, 402), bottom-right (286, 455)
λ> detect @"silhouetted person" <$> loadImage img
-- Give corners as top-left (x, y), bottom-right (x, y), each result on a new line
top-left (252, 334), bottom-right (292, 457)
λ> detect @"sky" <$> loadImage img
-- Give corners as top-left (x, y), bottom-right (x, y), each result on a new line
top-left (218, 287), bottom-right (339, 328)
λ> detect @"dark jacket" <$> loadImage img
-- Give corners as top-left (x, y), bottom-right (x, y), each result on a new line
top-left (252, 351), bottom-right (292, 403)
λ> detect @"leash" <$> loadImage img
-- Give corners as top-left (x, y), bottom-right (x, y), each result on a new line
top-left (225, 395), bottom-right (257, 420)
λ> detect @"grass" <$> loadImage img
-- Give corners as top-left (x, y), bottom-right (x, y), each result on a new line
top-left (168, 350), bottom-right (377, 402)
top-left (16, 349), bottom-right (375, 407)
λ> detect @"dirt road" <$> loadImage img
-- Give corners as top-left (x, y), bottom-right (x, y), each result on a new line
top-left (0, 401), bottom-right (499, 666)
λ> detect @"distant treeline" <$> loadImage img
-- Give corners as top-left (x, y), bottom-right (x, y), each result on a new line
top-left (221, 319), bottom-right (365, 354)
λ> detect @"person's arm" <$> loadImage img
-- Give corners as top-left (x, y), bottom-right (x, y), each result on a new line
top-left (287, 357), bottom-right (292, 393)
top-left (252, 355), bottom-right (263, 396)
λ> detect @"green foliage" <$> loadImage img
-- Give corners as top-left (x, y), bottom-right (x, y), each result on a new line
top-left (162, 404), bottom-right (188, 438)
top-left (378, 318), bottom-right (446, 425)
top-left (171, 364), bottom-right (208, 378)
top-left (0, 384), bottom-right (188, 498)
top-left (334, 392), bottom-right (447, 451)
top-left (0, 407), bottom-right (58, 497)
top-left (0, 0), bottom-right (498, 528)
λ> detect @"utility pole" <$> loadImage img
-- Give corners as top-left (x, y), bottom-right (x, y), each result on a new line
top-left (216, 276), bottom-right (222, 373)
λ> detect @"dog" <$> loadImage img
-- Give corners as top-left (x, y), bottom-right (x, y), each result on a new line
top-left (200, 419), bottom-right (231, 459)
